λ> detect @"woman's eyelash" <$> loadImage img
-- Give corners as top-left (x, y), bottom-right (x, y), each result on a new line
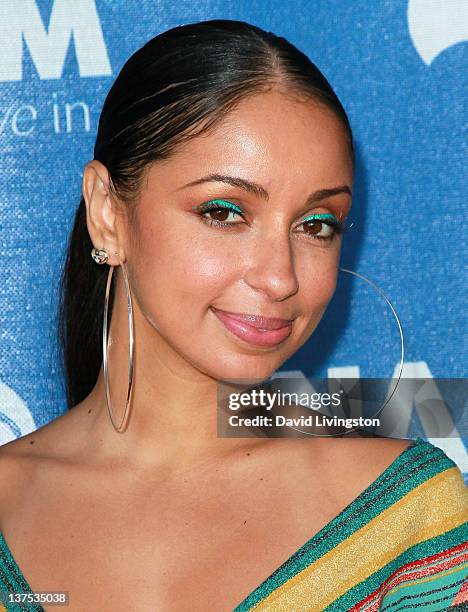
top-left (300, 213), bottom-right (345, 241)
top-left (194, 199), bottom-right (351, 242)
top-left (195, 199), bottom-right (245, 227)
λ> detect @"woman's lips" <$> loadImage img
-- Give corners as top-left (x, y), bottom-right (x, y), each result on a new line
top-left (210, 307), bottom-right (293, 347)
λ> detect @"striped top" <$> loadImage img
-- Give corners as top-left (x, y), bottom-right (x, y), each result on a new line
top-left (233, 437), bottom-right (468, 611)
top-left (0, 437), bottom-right (467, 611)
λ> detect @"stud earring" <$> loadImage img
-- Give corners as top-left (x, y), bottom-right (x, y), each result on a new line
top-left (91, 247), bottom-right (109, 265)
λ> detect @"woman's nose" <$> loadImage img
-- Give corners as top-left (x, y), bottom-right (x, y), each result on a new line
top-left (242, 229), bottom-right (299, 302)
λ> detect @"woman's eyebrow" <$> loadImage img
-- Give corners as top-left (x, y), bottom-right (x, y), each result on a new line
top-left (177, 173), bottom-right (352, 204)
top-left (178, 173), bottom-right (269, 199)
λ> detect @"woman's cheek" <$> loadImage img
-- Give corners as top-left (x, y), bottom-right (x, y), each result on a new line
top-left (132, 228), bottom-right (239, 319)
top-left (175, 234), bottom-right (240, 296)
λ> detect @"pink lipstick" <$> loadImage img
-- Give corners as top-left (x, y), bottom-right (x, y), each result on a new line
top-left (210, 307), bottom-right (293, 347)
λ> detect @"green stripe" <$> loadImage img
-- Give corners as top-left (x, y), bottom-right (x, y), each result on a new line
top-left (0, 532), bottom-right (32, 592)
top-left (235, 438), bottom-right (455, 611)
top-left (380, 566), bottom-right (467, 610)
top-left (0, 533), bottom-right (44, 611)
top-left (327, 522), bottom-right (468, 611)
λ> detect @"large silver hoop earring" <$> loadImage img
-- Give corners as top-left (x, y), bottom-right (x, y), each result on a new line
top-left (102, 254), bottom-right (135, 433)
top-left (279, 267), bottom-right (405, 438)
top-left (339, 267), bottom-right (405, 387)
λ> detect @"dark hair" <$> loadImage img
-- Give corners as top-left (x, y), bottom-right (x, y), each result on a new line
top-left (58, 18), bottom-right (354, 409)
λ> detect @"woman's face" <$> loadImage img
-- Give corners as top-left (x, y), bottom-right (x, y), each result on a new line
top-left (124, 89), bottom-right (353, 382)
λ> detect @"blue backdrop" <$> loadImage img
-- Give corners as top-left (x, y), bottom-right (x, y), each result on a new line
top-left (0, 1), bottom-right (466, 477)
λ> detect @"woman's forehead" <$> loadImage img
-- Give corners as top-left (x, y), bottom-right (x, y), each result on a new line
top-left (142, 92), bottom-right (352, 195)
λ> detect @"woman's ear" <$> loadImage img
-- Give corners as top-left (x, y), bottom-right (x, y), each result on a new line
top-left (82, 160), bottom-right (127, 265)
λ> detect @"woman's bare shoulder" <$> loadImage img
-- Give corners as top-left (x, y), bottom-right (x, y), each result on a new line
top-left (303, 433), bottom-right (412, 463)
top-left (0, 412), bottom-right (66, 461)
top-left (344, 434), bottom-right (413, 461)
top-left (301, 435), bottom-right (413, 507)
top-left (0, 434), bottom-right (39, 525)
top-left (0, 410), bottom-right (82, 521)
top-left (333, 435), bottom-right (413, 476)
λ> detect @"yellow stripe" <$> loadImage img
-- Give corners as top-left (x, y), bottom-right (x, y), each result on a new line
top-left (386, 561), bottom-right (468, 597)
top-left (254, 467), bottom-right (468, 611)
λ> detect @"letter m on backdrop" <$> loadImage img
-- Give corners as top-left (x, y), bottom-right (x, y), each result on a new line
top-left (0, 0), bottom-right (111, 81)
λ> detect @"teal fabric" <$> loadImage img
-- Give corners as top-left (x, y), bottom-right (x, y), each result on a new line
top-left (0, 532), bottom-right (43, 611)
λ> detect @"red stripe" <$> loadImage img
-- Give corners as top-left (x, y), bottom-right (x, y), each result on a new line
top-left (451, 578), bottom-right (468, 605)
top-left (350, 541), bottom-right (468, 611)
top-left (378, 552), bottom-right (467, 599)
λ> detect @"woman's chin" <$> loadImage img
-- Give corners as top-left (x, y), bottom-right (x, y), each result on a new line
top-left (210, 362), bottom-right (279, 386)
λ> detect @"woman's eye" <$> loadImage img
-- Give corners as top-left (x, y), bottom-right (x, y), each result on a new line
top-left (197, 199), bottom-right (245, 228)
top-left (195, 202), bottom-right (344, 242)
top-left (297, 213), bottom-right (343, 243)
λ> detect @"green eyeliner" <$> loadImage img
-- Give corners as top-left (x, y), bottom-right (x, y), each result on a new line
top-left (302, 213), bottom-right (338, 223)
top-left (198, 204), bottom-right (337, 221)
top-left (195, 202), bottom-right (343, 235)
top-left (200, 199), bottom-right (243, 214)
